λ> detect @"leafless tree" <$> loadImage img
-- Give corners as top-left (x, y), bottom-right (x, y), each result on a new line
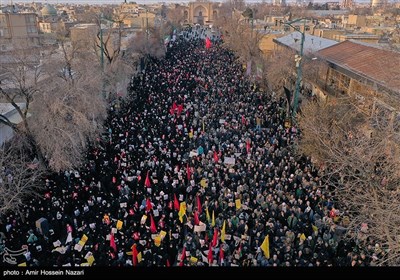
top-left (30, 57), bottom-right (106, 172)
top-left (95, 17), bottom-right (124, 65)
top-left (0, 139), bottom-right (44, 216)
top-left (264, 48), bottom-right (296, 94)
top-left (0, 46), bottom-right (46, 164)
top-left (126, 28), bottom-right (166, 60)
top-left (224, 0), bottom-right (246, 12)
top-left (298, 96), bottom-right (400, 266)
top-left (217, 12), bottom-right (263, 73)
top-left (0, 37), bottom-right (107, 172)
top-left (165, 4), bottom-right (186, 28)
top-left (302, 56), bottom-right (330, 89)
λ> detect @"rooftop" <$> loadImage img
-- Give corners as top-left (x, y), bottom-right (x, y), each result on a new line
top-left (317, 40), bottom-right (400, 94)
top-left (274, 32), bottom-right (339, 55)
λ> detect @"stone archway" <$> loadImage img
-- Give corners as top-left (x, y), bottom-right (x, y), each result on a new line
top-left (193, 5), bottom-right (207, 25)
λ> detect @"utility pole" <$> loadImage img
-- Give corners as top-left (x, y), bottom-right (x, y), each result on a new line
top-left (282, 18), bottom-right (306, 122)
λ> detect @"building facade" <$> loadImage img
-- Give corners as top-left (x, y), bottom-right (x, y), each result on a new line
top-left (0, 12), bottom-right (39, 51)
top-left (183, 1), bottom-right (219, 25)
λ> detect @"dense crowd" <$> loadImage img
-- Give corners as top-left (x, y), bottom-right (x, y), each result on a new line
top-left (0, 28), bottom-right (378, 267)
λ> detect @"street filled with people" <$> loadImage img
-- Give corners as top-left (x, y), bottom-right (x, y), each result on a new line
top-left (0, 28), bottom-right (376, 267)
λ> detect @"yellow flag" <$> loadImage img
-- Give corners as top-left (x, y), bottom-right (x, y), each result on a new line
top-left (202, 120), bottom-right (205, 132)
top-left (190, 256), bottom-right (198, 263)
top-left (18, 262), bottom-right (27, 267)
top-left (154, 236), bottom-right (161, 247)
top-left (137, 252), bottom-right (142, 262)
top-left (78, 234), bottom-right (88, 246)
top-left (300, 233), bottom-right (306, 241)
top-left (312, 225), bottom-right (318, 233)
top-left (87, 255), bottom-right (95, 266)
top-left (160, 230), bottom-right (167, 240)
top-left (211, 210), bottom-right (215, 227)
top-left (260, 235), bottom-right (270, 259)
top-left (116, 220), bottom-right (123, 230)
top-left (221, 220), bottom-right (226, 242)
top-left (81, 234), bottom-right (88, 243)
top-left (206, 207), bottom-right (211, 223)
top-left (235, 199), bottom-right (241, 209)
top-left (200, 178), bottom-right (207, 188)
top-left (189, 131), bottom-right (193, 138)
top-left (178, 202), bottom-right (187, 223)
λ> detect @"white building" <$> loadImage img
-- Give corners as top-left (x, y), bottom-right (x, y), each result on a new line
top-left (0, 103), bottom-right (25, 146)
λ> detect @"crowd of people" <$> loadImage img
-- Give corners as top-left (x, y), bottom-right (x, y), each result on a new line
top-left (0, 28), bottom-right (377, 267)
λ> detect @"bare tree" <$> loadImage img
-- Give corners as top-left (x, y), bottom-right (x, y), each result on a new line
top-left (264, 48), bottom-right (296, 94)
top-left (0, 37), bottom-right (107, 172)
top-left (0, 139), bottom-right (44, 216)
top-left (225, 0), bottom-right (246, 12)
top-left (218, 11), bottom-right (263, 74)
top-left (165, 4), bottom-right (186, 28)
top-left (126, 28), bottom-right (166, 60)
top-left (95, 17), bottom-right (124, 66)
top-left (0, 46), bottom-right (46, 165)
top-left (302, 56), bottom-right (330, 90)
top-left (298, 96), bottom-right (400, 266)
top-left (30, 58), bottom-right (106, 171)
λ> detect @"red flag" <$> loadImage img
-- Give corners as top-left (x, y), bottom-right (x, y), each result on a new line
top-left (212, 228), bottom-right (218, 247)
top-left (166, 259), bottom-right (170, 267)
top-left (205, 37), bottom-right (212, 49)
top-left (150, 214), bottom-right (157, 233)
top-left (179, 247), bottom-right (186, 267)
top-left (208, 244), bottom-right (213, 264)
top-left (132, 244), bottom-right (138, 266)
top-left (241, 115), bottom-right (246, 124)
top-left (219, 245), bottom-right (224, 264)
top-left (213, 151), bottom-right (219, 163)
top-left (196, 195), bottom-right (202, 214)
top-left (174, 194), bottom-right (180, 211)
top-left (172, 102), bottom-right (178, 111)
top-left (177, 104), bottom-right (184, 115)
top-left (186, 163), bottom-right (191, 180)
top-left (110, 233), bottom-right (117, 253)
top-left (145, 171), bottom-right (151, 188)
top-left (194, 211), bottom-right (200, 226)
top-left (246, 140), bottom-right (251, 154)
top-left (169, 107), bottom-right (175, 115)
top-left (146, 198), bottom-right (153, 212)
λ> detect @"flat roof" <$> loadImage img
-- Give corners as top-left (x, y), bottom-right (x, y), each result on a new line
top-left (274, 32), bottom-right (339, 55)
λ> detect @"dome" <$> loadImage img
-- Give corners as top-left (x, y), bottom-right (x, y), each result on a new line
top-left (41, 4), bottom-right (57, 17)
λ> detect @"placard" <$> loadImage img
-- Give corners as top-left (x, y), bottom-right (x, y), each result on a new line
top-left (224, 157), bottom-right (235, 165)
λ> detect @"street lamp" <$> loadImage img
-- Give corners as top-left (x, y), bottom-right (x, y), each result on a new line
top-left (282, 18), bottom-right (306, 122)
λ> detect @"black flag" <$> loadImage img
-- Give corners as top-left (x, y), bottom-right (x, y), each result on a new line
top-left (284, 86), bottom-right (292, 104)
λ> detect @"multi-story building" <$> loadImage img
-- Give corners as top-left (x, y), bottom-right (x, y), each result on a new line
top-left (70, 23), bottom-right (99, 51)
top-left (0, 11), bottom-right (39, 51)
